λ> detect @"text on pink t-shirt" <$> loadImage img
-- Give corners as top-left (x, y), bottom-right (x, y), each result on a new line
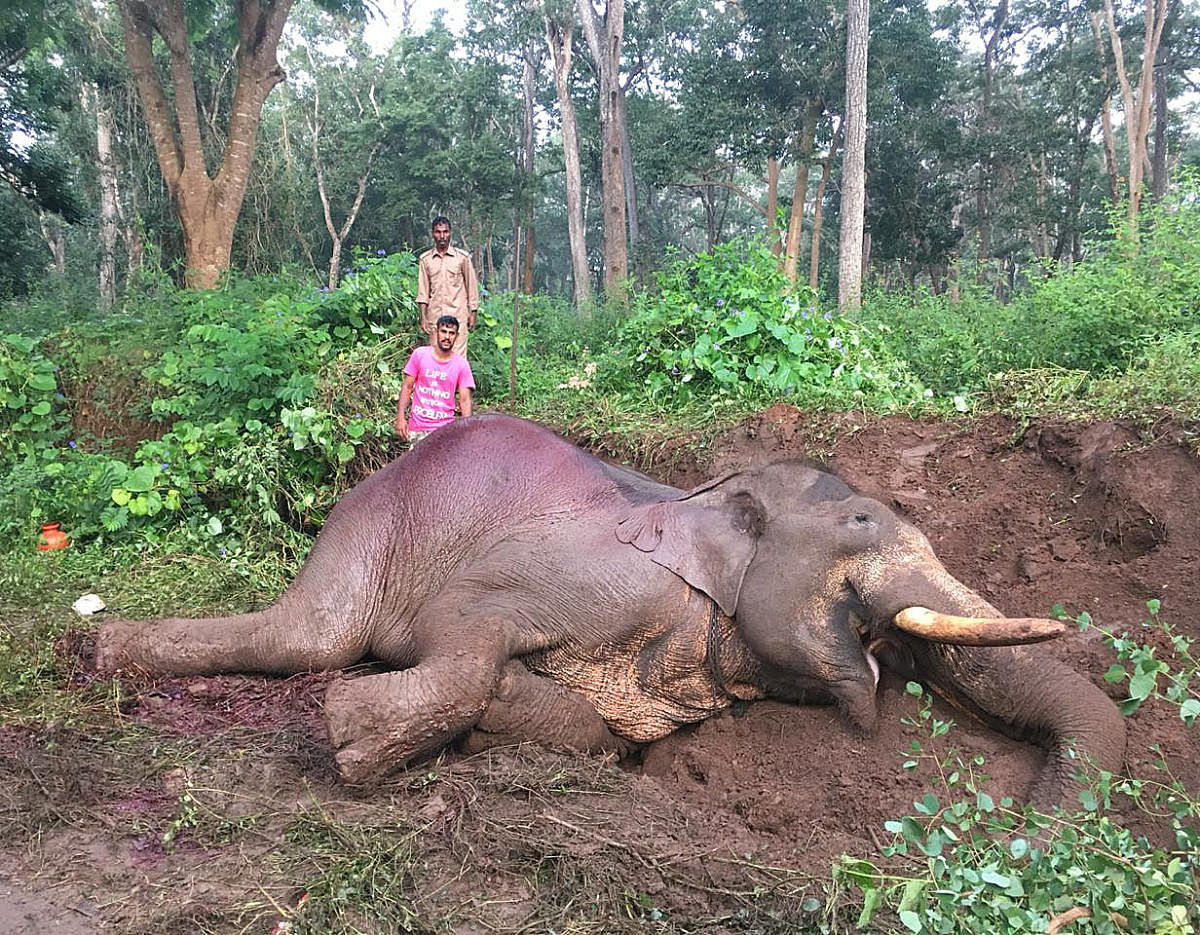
top-left (403, 345), bottom-right (475, 433)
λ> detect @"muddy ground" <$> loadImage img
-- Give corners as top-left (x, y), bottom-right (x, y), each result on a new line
top-left (1, 409), bottom-right (1198, 933)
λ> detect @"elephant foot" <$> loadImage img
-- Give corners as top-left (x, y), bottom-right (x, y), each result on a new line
top-left (324, 672), bottom-right (479, 785)
top-left (94, 619), bottom-right (142, 676)
top-left (459, 662), bottom-right (637, 759)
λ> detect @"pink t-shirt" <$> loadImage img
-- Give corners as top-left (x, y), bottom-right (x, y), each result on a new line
top-left (403, 345), bottom-right (475, 433)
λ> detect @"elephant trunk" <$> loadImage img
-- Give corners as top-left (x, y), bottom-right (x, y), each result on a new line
top-left (912, 640), bottom-right (1126, 807)
top-left (861, 564), bottom-right (1126, 806)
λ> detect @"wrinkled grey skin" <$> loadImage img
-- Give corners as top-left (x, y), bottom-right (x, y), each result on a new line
top-left (96, 414), bottom-right (1124, 804)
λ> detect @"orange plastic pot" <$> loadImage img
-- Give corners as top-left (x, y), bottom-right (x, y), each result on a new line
top-left (37, 522), bottom-right (69, 551)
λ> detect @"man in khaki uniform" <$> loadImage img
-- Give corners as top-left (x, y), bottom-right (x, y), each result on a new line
top-left (416, 216), bottom-right (479, 358)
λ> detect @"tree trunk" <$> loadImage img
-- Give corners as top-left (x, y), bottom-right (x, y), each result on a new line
top-left (783, 99), bottom-right (825, 284)
top-left (1030, 148), bottom-right (1049, 258)
top-left (116, 0), bottom-right (293, 288)
top-left (38, 211), bottom-right (66, 274)
top-left (306, 66), bottom-right (379, 292)
top-left (838, 0), bottom-right (869, 315)
top-left (1102, 0), bottom-right (1168, 224)
top-left (577, 0), bottom-right (628, 299)
top-left (546, 12), bottom-right (592, 309)
top-left (617, 81), bottom-right (639, 275)
top-left (1151, 36), bottom-right (1168, 201)
top-left (766, 156), bottom-right (780, 256)
top-left (521, 42), bottom-right (539, 295)
top-left (975, 0), bottom-right (1009, 270)
top-left (82, 83), bottom-right (120, 308)
top-left (809, 117), bottom-right (842, 289)
top-left (1089, 12), bottom-right (1121, 204)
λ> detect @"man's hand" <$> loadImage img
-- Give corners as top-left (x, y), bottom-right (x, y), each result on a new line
top-left (393, 418), bottom-right (409, 441)
top-left (468, 311), bottom-right (477, 331)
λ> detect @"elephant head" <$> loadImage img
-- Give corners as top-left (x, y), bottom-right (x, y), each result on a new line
top-left (616, 460), bottom-right (1125, 806)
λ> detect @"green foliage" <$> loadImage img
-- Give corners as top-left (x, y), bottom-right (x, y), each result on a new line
top-left (860, 172), bottom-right (1200, 403)
top-left (831, 604), bottom-right (1200, 935)
top-left (0, 251), bottom-right (417, 554)
top-left (608, 241), bottom-right (928, 410)
top-left (0, 332), bottom-right (65, 459)
top-left (1070, 601), bottom-right (1200, 725)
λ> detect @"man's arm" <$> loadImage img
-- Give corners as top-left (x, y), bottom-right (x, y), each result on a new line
top-left (395, 374), bottom-right (416, 439)
top-left (416, 257), bottom-right (433, 334)
top-left (463, 253), bottom-right (480, 330)
top-left (458, 386), bottom-right (472, 419)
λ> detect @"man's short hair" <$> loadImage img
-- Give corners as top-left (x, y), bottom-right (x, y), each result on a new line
top-left (435, 314), bottom-right (460, 331)
top-left (431, 215), bottom-right (451, 230)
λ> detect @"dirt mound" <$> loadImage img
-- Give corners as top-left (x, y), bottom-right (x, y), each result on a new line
top-left (638, 408), bottom-right (1200, 861)
top-left (4, 410), bottom-right (1199, 932)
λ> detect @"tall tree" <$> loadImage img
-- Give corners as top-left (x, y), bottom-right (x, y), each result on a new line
top-left (838, 0), bottom-right (868, 313)
top-left (545, 3), bottom-right (592, 305)
top-left (576, 0), bottom-right (628, 297)
top-left (115, 0), bottom-right (365, 288)
top-left (1102, 0), bottom-right (1169, 222)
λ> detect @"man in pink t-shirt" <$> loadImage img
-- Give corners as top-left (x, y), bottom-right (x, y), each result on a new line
top-left (394, 315), bottom-right (475, 443)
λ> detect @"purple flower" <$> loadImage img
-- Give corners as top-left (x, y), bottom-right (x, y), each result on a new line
top-left (68, 440), bottom-right (76, 449)
top-left (353, 412), bottom-right (362, 417)
top-left (823, 310), bottom-right (833, 322)
top-left (161, 462), bottom-right (168, 469)
top-left (672, 366), bottom-right (680, 375)
top-left (376, 249), bottom-right (386, 256)
top-left (219, 547), bottom-right (228, 557)
top-left (716, 299), bottom-right (724, 307)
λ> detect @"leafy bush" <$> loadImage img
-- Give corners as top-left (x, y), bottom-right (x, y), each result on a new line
top-left (0, 333), bottom-right (66, 460)
top-left (605, 241), bottom-right (928, 410)
top-left (832, 603), bottom-right (1200, 934)
top-left (0, 250), bottom-right (419, 553)
top-left (860, 171), bottom-right (1200, 398)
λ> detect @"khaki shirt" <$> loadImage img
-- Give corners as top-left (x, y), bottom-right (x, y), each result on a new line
top-left (417, 245), bottom-right (480, 333)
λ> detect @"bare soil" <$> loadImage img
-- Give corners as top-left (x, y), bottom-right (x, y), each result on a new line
top-left (2, 409), bottom-right (1198, 933)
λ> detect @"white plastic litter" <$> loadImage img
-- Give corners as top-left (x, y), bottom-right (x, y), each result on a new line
top-left (71, 593), bottom-right (106, 616)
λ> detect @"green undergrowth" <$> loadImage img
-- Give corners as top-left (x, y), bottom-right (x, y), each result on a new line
top-left (827, 601), bottom-right (1200, 935)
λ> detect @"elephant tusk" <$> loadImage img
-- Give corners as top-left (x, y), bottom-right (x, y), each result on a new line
top-left (892, 606), bottom-right (1068, 646)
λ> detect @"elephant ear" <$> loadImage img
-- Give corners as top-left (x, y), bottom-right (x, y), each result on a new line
top-left (615, 479), bottom-right (765, 616)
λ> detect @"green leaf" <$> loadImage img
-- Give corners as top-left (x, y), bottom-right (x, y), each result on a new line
top-left (29, 373), bottom-right (56, 391)
top-left (856, 888), bottom-right (881, 928)
top-left (1180, 698), bottom-right (1200, 725)
top-left (207, 516), bottom-right (223, 536)
top-left (110, 488), bottom-right (131, 506)
top-left (980, 867), bottom-right (1010, 888)
top-left (124, 464), bottom-right (159, 493)
top-left (898, 909), bottom-right (922, 932)
top-left (1128, 668), bottom-right (1158, 701)
top-left (30, 400), bottom-right (51, 415)
top-left (1102, 664), bottom-right (1127, 683)
top-left (898, 879), bottom-right (926, 914)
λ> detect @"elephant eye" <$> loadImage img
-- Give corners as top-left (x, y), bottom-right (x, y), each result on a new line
top-left (847, 512), bottom-right (874, 528)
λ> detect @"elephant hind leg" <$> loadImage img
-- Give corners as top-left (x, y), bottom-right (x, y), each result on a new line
top-left (458, 662), bottom-right (636, 758)
top-left (95, 598), bottom-right (368, 678)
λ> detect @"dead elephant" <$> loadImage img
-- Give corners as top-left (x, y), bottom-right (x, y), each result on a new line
top-left (96, 414), bottom-right (1124, 805)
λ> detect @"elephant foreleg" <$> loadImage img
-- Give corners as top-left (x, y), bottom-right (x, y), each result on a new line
top-left (458, 661), bottom-right (636, 758)
top-left (324, 619), bottom-right (513, 784)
